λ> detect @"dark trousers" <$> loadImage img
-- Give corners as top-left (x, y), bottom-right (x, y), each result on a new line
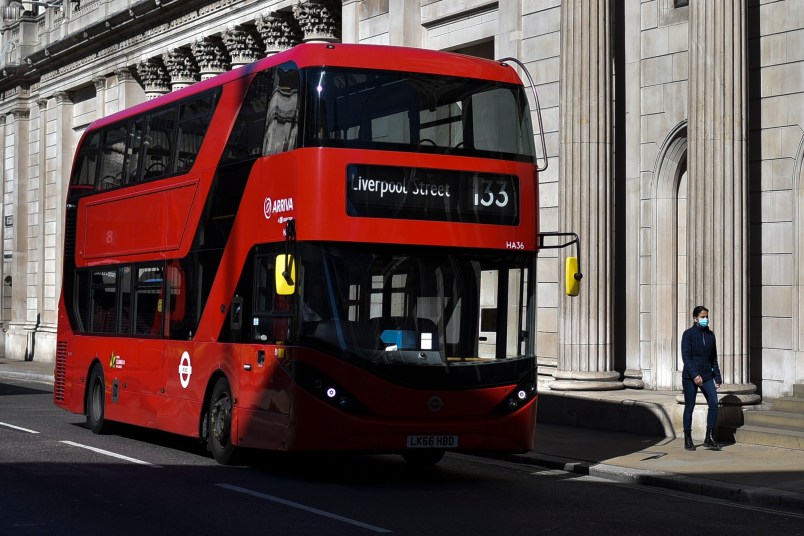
top-left (682, 376), bottom-right (719, 432)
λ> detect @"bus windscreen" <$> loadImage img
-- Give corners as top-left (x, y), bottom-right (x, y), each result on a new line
top-left (303, 67), bottom-right (536, 163)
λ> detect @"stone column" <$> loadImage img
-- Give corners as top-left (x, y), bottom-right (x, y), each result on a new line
top-left (222, 25), bottom-right (262, 69)
top-left (388, 0), bottom-right (421, 47)
top-left (7, 107), bottom-right (31, 361)
top-left (52, 91), bottom-right (73, 324)
top-left (294, 0), bottom-right (340, 43)
top-left (191, 38), bottom-right (230, 80)
top-left (341, 0), bottom-right (359, 43)
top-left (137, 57), bottom-right (170, 100)
top-left (114, 68), bottom-right (144, 110)
top-left (0, 114), bottom-right (8, 336)
top-left (686, 0), bottom-right (757, 401)
top-left (163, 48), bottom-right (199, 91)
top-left (552, 0), bottom-right (623, 391)
top-left (256, 11), bottom-right (301, 56)
top-left (93, 76), bottom-right (106, 117)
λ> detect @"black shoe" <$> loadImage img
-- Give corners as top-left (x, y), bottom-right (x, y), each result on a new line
top-left (684, 432), bottom-right (696, 451)
top-left (704, 428), bottom-right (722, 450)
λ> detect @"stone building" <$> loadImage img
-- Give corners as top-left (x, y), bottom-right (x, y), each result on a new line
top-left (0, 0), bottom-right (801, 405)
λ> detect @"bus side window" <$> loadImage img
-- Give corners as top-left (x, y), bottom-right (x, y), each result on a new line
top-left (176, 94), bottom-right (216, 173)
top-left (124, 119), bottom-right (144, 185)
top-left (263, 65), bottom-right (299, 156)
top-left (135, 266), bottom-right (164, 336)
top-left (223, 72), bottom-right (271, 164)
top-left (74, 270), bottom-right (92, 333)
top-left (97, 124), bottom-right (128, 190)
top-left (90, 269), bottom-right (117, 334)
top-left (142, 108), bottom-right (177, 180)
top-left (70, 131), bottom-right (101, 194)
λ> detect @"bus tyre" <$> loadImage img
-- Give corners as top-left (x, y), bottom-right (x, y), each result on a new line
top-left (402, 449), bottom-right (445, 466)
top-left (86, 364), bottom-right (106, 434)
top-left (209, 377), bottom-right (238, 465)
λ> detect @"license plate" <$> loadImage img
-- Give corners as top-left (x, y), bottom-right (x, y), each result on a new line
top-left (406, 435), bottom-right (459, 449)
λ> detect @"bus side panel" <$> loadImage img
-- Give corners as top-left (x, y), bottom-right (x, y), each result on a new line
top-left (73, 337), bottom-right (162, 429)
top-left (154, 342), bottom-right (240, 439)
top-left (79, 180), bottom-right (198, 260)
top-left (234, 345), bottom-right (294, 450)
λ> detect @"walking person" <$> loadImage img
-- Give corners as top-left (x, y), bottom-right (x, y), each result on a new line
top-left (680, 305), bottom-right (723, 451)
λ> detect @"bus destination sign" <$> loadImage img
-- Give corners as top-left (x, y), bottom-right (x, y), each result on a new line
top-left (346, 164), bottom-right (519, 226)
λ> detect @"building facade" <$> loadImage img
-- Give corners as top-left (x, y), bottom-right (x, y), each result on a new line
top-left (1, 0), bottom-right (801, 402)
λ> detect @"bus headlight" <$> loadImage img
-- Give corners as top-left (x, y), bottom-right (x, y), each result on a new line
top-left (292, 361), bottom-right (371, 415)
top-left (495, 380), bottom-right (536, 414)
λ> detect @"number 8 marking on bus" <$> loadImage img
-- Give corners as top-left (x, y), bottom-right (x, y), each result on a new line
top-left (474, 180), bottom-right (509, 208)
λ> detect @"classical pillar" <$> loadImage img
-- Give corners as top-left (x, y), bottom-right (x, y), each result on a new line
top-left (0, 114), bottom-right (7, 334)
top-left (137, 57), bottom-right (170, 100)
top-left (93, 76), bottom-right (106, 117)
top-left (388, 0), bottom-right (421, 47)
top-left (163, 48), bottom-right (200, 91)
top-left (7, 107), bottom-right (32, 360)
top-left (686, 0), bottom-right (758, 401)
top-left (191, 38), bottom-right (230, 80)
top-left (552, 0), bottom-right (622, 391)
top-left (52, 91), bottom-right (73, 324)
top-left (256, 11), bottom-right (301, 56)
top-left (114, 68), bottom-right (144, 110)
top-left (222, 25), bottom-right (262, 69)
top-left (294, 0), bottom-right (340, 43)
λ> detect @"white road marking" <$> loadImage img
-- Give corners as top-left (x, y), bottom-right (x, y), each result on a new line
top-left (216, 483), bottom-right (393, 533)
top-left (0, 421), bottom-right (39, 434)
top-left (59, 440), bottom-right (162, 468)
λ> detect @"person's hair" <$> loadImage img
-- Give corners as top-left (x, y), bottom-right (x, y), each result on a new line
top-left (692, 305), bottom-right (709, 318)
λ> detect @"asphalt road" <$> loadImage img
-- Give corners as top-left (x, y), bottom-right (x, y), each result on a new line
top-left (1, 378), bottom-right (803, 536)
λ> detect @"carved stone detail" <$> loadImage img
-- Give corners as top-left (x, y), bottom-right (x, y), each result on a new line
top-left (222, 25), bottom-right (262, 68)
top-left (54, 91), bottom-right (72, 105)
top-left (115, 67), bottom-right (134, 82)
top-left (163, 48), bottom-right (200, 91)
top-left (256, 11), bottom-right (301, 55)
top-left (294, 0), bottom-right (340, 43)
top-left (191, 38), bottom-right (231, 80)
top-left (137, 58), bottom-right (170, 99)
top-left (93, 76), bottom-right (106, 92)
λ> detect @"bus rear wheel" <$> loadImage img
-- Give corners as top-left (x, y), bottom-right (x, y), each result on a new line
top-left (402, 449), bottom-right (445, 466)
top-left (86, 364), bottom-right (106, 434)
top-left (209, 377), bottom-right (238, 465)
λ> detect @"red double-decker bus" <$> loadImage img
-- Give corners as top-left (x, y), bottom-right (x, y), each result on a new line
top-left (54, 43), bottom-right (566, 465)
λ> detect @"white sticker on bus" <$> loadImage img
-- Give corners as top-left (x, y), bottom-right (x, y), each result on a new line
top-left (179, 351), bottom-right (193, 389)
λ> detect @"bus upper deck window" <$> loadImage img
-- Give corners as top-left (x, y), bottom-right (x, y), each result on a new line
top-left (70, 131), bottom-right (101, 193)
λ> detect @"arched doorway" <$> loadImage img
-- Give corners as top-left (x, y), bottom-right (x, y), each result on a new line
top-left (651, 122), bottom-right (687, 390)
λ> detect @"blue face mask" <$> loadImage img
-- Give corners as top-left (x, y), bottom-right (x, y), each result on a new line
top-left (698, 318), bottom-right (709, 328)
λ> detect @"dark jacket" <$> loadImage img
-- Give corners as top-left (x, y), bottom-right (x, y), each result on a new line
top-left (680, 323), bottom-right (722, 384)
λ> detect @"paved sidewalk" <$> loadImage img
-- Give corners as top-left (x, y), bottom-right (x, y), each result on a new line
top-left (2, 356), bottom-right (803, 511)
top-left (512, 424), bottom-right (804, 511)
top-left (0, 356), bottom-right (55, 384)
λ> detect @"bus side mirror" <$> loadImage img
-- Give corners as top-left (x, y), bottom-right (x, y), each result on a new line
top-left (565, 257), bottom-right (581, 297)
top-left (275, 254), bottom-right (296, 295)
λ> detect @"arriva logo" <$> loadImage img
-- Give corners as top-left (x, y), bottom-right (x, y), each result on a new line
top-left (264, 196), bottom-right (294, 220)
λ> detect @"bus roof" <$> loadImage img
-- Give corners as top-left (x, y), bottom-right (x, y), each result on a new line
top-left (90, 43), bottom-right (524, 130)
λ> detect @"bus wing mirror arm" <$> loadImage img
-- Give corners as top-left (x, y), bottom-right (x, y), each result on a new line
top-left (283, 219), bottom-right (296, 285)
top-left (537, 232), bottom-right (583, 296)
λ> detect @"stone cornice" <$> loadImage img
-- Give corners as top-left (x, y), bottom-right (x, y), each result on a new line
top-left (3, 0), bottom-right (258, 91)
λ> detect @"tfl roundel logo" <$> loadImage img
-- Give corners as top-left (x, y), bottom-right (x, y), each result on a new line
top-left (264, 197), bottom-right (272, 219)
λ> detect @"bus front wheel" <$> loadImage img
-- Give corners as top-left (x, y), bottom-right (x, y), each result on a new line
top-left (208, 377), bottom-right (238, 465)
top-left (86, 364), bottom-right (106, 434)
